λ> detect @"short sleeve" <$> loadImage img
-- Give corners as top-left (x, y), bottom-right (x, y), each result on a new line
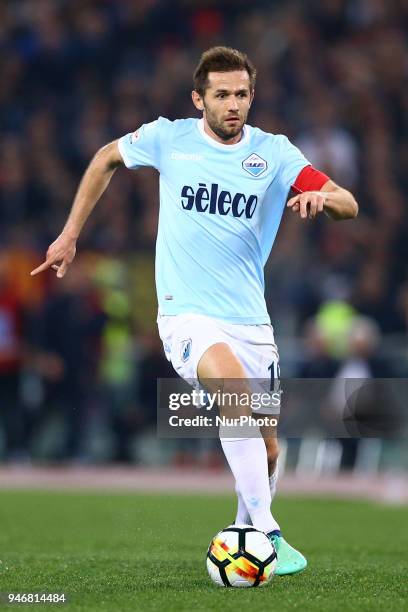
top-left (118, 117), bottom-right (166, 170)
top-left (277, 136), bottom-right (310, 195)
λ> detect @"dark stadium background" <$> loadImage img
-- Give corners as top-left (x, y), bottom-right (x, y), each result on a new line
top-left (0, 0), bottom-right (407, 484)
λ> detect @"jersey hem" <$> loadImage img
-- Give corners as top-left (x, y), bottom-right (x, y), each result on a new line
top-left (157, 307), bottom-right (271, 325)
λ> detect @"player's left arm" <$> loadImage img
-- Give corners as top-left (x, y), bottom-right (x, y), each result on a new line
top-left (287, 179), bottom-right (358, 221)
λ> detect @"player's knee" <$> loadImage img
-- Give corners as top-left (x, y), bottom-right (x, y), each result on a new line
top-left (198, 342), bottom-right (251, 417)
top-left (218, 378), bottom-right (252, 418)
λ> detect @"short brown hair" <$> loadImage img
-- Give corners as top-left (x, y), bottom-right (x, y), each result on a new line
top-left (193, 46), bottom-right (257, 96)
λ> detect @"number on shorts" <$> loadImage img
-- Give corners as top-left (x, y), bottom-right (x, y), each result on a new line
top-left (268, 360), bottom-right (280, 392)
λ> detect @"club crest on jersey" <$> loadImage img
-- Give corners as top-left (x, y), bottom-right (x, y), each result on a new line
top-left (242, 153), bottom-right (267, 177)
top-left (180, 338), bottom-right (192, 362)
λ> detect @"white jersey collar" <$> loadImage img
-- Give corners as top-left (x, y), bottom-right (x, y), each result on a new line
top-left (197, 118), bottom-right (249, 150)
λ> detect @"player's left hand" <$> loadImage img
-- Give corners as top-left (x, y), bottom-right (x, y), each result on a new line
top-left (287, 191), bottom-right (326, 219)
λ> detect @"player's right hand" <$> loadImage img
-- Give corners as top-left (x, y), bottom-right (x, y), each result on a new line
top-left (30, 231), bottom-right (77, 278)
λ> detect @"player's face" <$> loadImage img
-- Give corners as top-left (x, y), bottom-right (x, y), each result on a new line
top-left (193, 71), bottom-right (254, 144)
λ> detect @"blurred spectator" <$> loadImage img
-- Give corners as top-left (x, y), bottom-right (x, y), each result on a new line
top-left (0, 252), bottom-right (28, 460)
top-left (30, 263), bottom-right (104, 461)
top-left (296, 98), bottom-right (358, 190)
top-left (298, 319), bottom-right (340, 378)
top-left (327, 316), bottom-right (396, 468)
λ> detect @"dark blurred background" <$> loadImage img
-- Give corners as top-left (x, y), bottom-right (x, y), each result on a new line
top-left (0, 0), bottom-right (407, 470)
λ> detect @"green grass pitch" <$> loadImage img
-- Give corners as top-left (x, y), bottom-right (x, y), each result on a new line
top-left (0, 490), bottom-right (406, 611)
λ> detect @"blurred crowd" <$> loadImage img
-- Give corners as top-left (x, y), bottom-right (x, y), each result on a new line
top-left (0, 0), bottom-right (407, 464)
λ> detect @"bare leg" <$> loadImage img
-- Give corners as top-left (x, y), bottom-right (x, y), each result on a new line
top-left (198, 344), bottom-right (279, 533)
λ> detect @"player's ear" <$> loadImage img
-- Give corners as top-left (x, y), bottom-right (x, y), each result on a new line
top-left (249, 89), bottom-right (255, 108)
top-left (192, 90), bottom-right (204, 111)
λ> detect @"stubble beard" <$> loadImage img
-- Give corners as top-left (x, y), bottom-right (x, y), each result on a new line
top-left (204, 106), bottom-right (247, 142)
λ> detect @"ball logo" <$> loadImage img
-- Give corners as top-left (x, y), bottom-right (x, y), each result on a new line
top-left (242, 153), bottom-right (267, 177)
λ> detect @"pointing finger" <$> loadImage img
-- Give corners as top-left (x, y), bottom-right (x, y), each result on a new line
top-left (30, 260), bottom-right (53, 276)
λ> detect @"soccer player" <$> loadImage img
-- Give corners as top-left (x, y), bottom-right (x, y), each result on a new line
top-left (31, 47), bottom-right (358, 575)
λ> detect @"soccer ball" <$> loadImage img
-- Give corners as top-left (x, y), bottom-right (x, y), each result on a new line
top-left (206, 524), bottom-right (277, 587)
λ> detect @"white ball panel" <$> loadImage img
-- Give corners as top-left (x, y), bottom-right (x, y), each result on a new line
top-left (225, 566), bottom-right (255, 588)
top-left (244, 530), bottom-right (275, 563)
top-left (206, 557), bottom-right (225, 587)
top-left (215, 529), bottom-right (239, 555)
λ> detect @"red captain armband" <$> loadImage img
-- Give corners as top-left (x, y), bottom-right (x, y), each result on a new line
top-left (291, 165), bottom-right (330, 194)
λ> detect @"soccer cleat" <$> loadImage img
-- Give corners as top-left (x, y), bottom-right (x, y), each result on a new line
top-left (268, 532), bottom-right (307, 576)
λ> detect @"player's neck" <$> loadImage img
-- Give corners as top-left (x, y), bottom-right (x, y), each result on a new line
top-left (203, 120), bottom-right (243, 145)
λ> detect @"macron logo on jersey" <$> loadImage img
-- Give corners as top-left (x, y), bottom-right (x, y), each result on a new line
top-left (181, 183), bottom-right (258, 219)
top-left (242, 153), bottom-right (267, 177)
top-left (171, 152), bottom-right (203, 161)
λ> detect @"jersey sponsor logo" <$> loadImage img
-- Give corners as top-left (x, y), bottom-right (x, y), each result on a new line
top-left (242, 153), bottom-right (267, 177)
top-left (171, 152), bottom-right (203, 161)
top-left (181, 183), bottom-right (258, 219)
top-left (180, 338), bottom-right (192, 362)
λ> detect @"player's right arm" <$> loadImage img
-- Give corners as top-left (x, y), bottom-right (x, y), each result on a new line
top-left (31, 140), bottom-right (123, 278)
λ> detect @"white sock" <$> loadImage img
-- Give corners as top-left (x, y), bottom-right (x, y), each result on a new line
top-left (235, 461), bottom-right (280, 528)
top-left (269, 460), bottom-right (279, 503)
top-left (221, 437), bottom-right (279, 533)
top-left (234, 481), bottom-right (250, 525)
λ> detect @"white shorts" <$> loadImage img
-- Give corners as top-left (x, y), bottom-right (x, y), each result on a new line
top-left (157, 313), bottom-right (280, 413)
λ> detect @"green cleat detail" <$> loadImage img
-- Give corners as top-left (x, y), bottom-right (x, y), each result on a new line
top-left (269, 534), bottom-right (307, 576)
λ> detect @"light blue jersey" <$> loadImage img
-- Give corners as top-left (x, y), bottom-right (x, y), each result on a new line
top-left (118, 117), bottom-right (309, 324)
